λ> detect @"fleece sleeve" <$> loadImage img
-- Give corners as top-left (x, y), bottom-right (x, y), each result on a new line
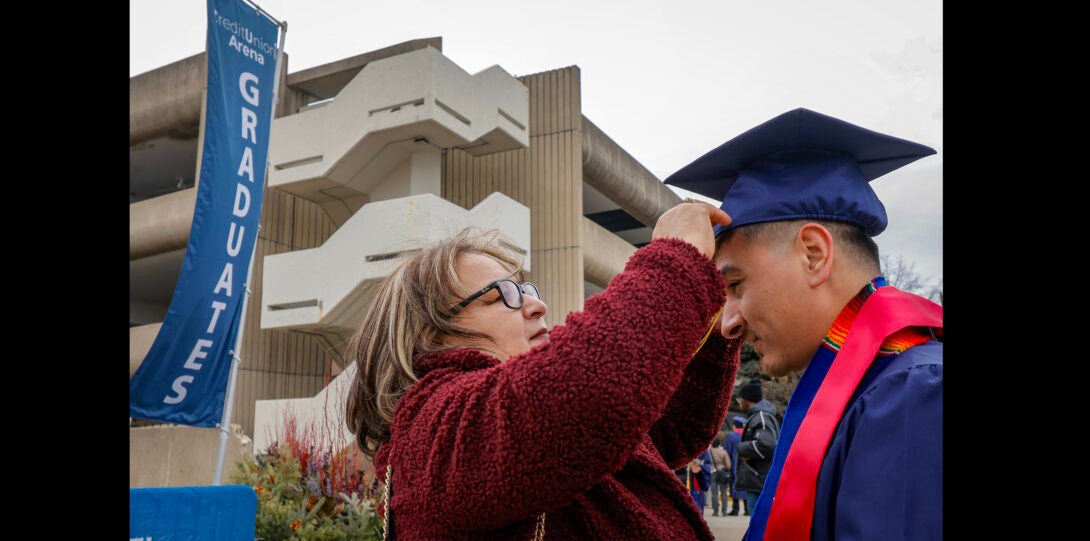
top-left (651, 332), bottom-right (741, 469)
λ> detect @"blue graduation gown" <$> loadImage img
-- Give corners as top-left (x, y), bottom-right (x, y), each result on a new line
top-left (689, 449), bottom-right (713, 510)
top-left (745, 287), bottom-right (942, 540)
top-left (811, 341), bottom-right (942, 540)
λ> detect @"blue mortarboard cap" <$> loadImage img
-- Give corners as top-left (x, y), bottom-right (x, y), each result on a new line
top-left (663, 108), bottom-right (936, 237)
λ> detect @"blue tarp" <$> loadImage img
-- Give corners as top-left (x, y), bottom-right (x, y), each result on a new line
top-left (130, 485), bottom-right (257, 541)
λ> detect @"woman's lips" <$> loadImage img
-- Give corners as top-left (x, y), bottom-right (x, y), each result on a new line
top-left (529, 329), bottom-right (550, 345)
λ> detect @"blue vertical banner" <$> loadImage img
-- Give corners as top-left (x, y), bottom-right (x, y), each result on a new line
top-left (130, 0), bottom-right (280, 428)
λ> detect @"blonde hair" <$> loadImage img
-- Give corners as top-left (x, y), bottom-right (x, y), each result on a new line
top-left (345, 228), bottom-right (526, 458)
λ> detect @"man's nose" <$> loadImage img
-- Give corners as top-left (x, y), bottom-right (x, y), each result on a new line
top-left (719, 301), bottom-right (745, 339)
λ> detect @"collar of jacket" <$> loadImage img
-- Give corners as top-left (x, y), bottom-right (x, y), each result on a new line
top-left (414, 347), bottom-right (500, 378)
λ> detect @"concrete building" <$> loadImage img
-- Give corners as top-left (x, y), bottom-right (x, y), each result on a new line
top-left (129, 36), bottom-right (684, 487)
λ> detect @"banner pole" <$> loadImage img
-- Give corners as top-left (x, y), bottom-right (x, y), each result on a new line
top-left (213, 12), bottom-right (288, 485)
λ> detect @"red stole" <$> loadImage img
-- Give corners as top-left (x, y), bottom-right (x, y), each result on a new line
top-left (762, 287), bottom-right (942, 540)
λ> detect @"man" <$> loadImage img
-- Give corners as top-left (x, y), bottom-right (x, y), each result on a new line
top-left (685, 448), bottom-right (713, 515)
top-left (733, 378), bottom-right (780, 518)
top-left (665, 108), bottom-right (943, 541)
top-left (722, 416), bottom-right (744, 515)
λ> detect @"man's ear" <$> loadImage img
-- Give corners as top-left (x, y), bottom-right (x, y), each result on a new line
top-left (797, 223), bottom-right (833, 287)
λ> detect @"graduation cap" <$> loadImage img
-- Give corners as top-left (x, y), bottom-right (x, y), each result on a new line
top-left (663, 108), bottom-right (936, 237)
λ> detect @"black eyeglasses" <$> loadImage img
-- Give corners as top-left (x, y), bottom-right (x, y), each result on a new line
top-left (452, 279), bottom-right (541, 313)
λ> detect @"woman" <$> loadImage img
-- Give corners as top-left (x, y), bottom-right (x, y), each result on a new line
top-left (708, 434), bottom-right (732, 516)
top-left (346, 201), bottom-right (741, 540)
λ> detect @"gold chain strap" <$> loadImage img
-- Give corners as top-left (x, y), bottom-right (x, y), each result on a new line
top-left (533, 511), bottom-right (546, 541)
top-left (382, 464), bottom-right (545, 541)
top-left (693, 305), bottom-right (724, 356)
top-left (382, 464), bottom-right (392, 540)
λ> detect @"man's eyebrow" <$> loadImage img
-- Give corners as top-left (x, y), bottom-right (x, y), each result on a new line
top-left (717, 263), bottom-right (739, 275)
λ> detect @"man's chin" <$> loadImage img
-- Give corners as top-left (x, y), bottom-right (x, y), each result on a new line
top-left (761, 356), bottom-right (809, 379)
top-left (759, 358), bottom-right (788, 379)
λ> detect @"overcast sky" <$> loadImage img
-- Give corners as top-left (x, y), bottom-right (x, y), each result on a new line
top-left (130, 0), bottom-right (942, 288)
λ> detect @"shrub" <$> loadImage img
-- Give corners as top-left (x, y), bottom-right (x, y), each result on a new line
top-left (231, 409), bottom-right (385, 540)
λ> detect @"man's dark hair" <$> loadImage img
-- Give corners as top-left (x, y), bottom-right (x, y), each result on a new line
top-left (716, 219), bottom-right (880, 274)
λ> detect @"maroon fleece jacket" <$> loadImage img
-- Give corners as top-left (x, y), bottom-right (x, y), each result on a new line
top-left (375, 238), bottom-right (741, 540)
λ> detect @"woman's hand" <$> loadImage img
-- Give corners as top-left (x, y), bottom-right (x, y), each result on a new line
top-left (652, 199), bottom-right (731, 259)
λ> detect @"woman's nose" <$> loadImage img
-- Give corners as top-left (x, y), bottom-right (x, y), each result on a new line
top-left (524, 295), bottom-right (547, 319)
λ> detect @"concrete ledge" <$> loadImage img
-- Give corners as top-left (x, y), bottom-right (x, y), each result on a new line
top-left (260, 192), bottom-right (531, 333)
top-left (130, 53), bottom-right (206, 146)
top-left (130, 188), bottom-right (197, 261)
top-left (581, 115), bottom-right (682, 227)
top-left (268, 47), bottom-right (530, 206)
top-left (581, 217), bottom-right (636, 288)
top-left (129, 423), bottom-right (252, 488)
